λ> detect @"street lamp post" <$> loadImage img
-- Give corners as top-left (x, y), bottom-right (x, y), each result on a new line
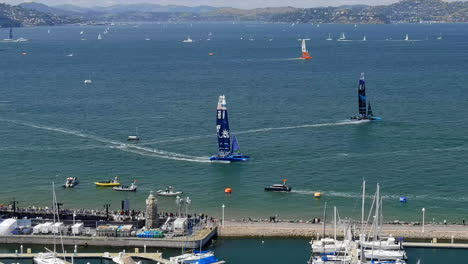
top-left (185, 197), bottom-right (191, 217)
top-left (422, 208), bottom-right (426, 233)
top-left (222, 204), bottom-right (225, 227)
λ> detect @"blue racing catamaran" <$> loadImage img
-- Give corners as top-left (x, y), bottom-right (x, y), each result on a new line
top-left (210, 95), bottom-right (249, 162)
top-left (350, 73), bottom-right (381, 121)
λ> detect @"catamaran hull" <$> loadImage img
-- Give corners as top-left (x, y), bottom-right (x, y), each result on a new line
top-left (350, 116), bottom-right (381, 121)
top-left (210, 155), bottom-right (250, 162)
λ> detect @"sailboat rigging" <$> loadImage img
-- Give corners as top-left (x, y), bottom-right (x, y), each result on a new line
top-left (210, 95), bottom-right (249, 162)
top-left (298, 39), bottom-right (312, 60)
top-left (350, 73), bottom-right (381, 121)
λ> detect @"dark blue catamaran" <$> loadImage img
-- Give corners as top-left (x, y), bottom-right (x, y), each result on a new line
top-left (350, 73), bottom-right (381, 121)
top-left (210, 95), bottom-right (249, 162)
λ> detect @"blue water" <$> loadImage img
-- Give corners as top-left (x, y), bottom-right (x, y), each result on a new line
top-left (1, 23), bottom-right (468, 223)
top-left (0, 239), bottom-right (467, 264)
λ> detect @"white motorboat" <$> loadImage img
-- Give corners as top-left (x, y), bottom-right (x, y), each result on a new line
top-left (311, 238), bottom-right (351, 254)
top-left (63, 177), bottom-right (79, 188)
top-left (169, 251), bottom-right (222, 264)
top-left (182, 37), bottom-right (193, 43)
top-left (84, 80), bottom-right (92, 84)
top-left (113, 180), bottom-right (137, 192)
top-left (363, 249), bottom-right (407, 260)
top-left (34, 251), bottom-right (68, 264)
top-left (157, 186), bottom-right (183, 197)
top-left (360, 236), bottom-right (402, 250)
top-left (127, 127), bottom-right (140, 141)
top-left (112, 252), bottom-right (141, 264)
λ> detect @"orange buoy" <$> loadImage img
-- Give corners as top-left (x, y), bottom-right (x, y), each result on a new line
top-left (314, 192), bottom-right (321, 198)
top-left (225, 188), bottom-right (232, 194)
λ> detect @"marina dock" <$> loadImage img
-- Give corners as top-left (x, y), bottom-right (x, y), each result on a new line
top-left (0, 226), bottom-right (217, 249)
top-left (0, 252), bottom-right (169, 263)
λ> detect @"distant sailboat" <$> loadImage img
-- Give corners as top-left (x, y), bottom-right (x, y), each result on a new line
top-left (80, 30), bottom-right (84, 35)
top-left (210, 95), bottom-right (249, 163)
top-left (362, 35), bottom-right (367, 41)
top-left (350, 73), bottom-right (381, 121)
top-left (47, 29), bottom-right (50, 34)
top-left (326, 33), bottom-right (333, 41)
top-left (404, 34), bottom-right (409, 41)
top-left (66, 53), bottom-right (74, 57)
top-left (299, 39), bottom-right (312, 60)
top-left (97, 33), bottom-right (102, 40)
top-left (182, 37), bottom-right (193, 43)
top-left (1, 27), bottom-right (28, 42)
top-left (436, 33), bottom-right (442, 40)
top-left (337, 32), bottom-right (346, 41)
top-left (127, 127), bottom-right (140, 141)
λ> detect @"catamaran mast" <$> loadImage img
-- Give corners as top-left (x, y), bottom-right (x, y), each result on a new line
top-left (216, 95), bottom-right (231, 157)
top-left (358, 73), bottom-right (367, 118)
top-left (9, 28), bottom-right (13, 40)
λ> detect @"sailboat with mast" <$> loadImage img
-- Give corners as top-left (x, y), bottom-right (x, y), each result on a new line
top-left (350, 73), bottom-right (381, 121)
top-left (299, 39), bottom-right (312, 60)
top-left (210, 95), bottom-right (249, 163)
top-left (1, 28), bottom-right (28, 42)
top-left (34, 183), bottom-right (69, 264)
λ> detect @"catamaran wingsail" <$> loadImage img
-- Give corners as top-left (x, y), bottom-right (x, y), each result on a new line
top-left (350, 73), bottom-right (381, 121)
top-left (299, 39), bottom-right (312, 60)
top-left (210, 95), bottom-right (249, 162)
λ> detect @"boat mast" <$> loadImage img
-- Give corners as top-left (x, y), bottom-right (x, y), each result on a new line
top-left (216, 95), bottom-right (231, 156)
top-left (333, 206), bottom-right (337, 241)
top-left (358, 73), bottom-right (367, 118)
top-left (322, 202), bottom-right (327, 238)
top-left (361, 180), bottom-right (366, 231)
top-left (9, 28), bottom-right (13, 40)
top-left (373, 183), bottom-right (380, 242)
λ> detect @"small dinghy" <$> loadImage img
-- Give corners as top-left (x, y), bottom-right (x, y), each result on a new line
top-left (264, 179), bottom-right (292, 192)
top-left (113, 180), bottom-right (137, 192)
top-left (156, 186), bottom-right (183, 197)
top-left (63, 177), bottom-right (79, 188)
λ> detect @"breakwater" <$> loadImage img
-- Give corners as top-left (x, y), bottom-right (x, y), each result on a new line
top-left (218, 221), bottom-right (468, 241)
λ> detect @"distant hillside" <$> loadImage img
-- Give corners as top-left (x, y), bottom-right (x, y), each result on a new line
top-left (0, 3), bottom-right (82, 27)
top-left (202, 7), bottom-right (299, 21)
top-left (12, 0), bottom-right (468, 25)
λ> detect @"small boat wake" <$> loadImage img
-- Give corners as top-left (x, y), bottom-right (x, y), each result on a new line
top-left (0, 119), bottom-right (211, 163)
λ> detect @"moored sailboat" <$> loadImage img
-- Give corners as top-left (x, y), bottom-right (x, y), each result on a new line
top-left (350, 73), bottom-right (381, 121)
top-left (210, 95), bottom-right (249, 162)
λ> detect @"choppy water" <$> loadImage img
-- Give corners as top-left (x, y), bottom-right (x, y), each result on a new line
top-left (1, 23), bottom-right (468, 223)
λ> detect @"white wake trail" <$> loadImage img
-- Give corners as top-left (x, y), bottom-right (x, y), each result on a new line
top-left (0, 119), bottom-right (210, 163)
top-left (235, 120), bottom-right (368, 135)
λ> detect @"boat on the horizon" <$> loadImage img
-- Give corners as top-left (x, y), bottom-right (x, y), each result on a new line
top-left (182, 37), bottom-right (193, 43)
top-left (210, 95), bottom-right (249, 163)
top-left (0, 28), bottom-right (28, 43)
top-left (156, 186), bottom-right (183, 197)
top-left (113, 180), bottom-right (137, 192)
top-left (98, 33), bottom-right (102, 40)
top-left (264, 180), bottom-right (292, 192)
top-left (326, 33), bottom-right (333, 41)
top-left (337, 32), bottom-right (347, 41)
top-left (63, 177), bottom-right (79, 188)
top-left (350, 73), bottom-right (381, 121)
top-left (95, 176), bottom-right (121, 187)
top-left (362, 35), bottom-right (367, 41)
top-left (299, 39), bottom-right (312, 60)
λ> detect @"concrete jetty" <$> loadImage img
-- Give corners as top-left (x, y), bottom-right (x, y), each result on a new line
top-left (218, 221), bottom-right (468, 241)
